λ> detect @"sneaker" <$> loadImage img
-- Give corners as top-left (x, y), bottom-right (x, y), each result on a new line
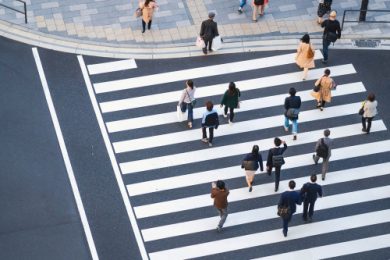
top-left (202, 48), bottom-right (207, 55)
top-left (322, 59), bottom-right (328, 64)
top-left (293, 135), bottom-right (297, 141)
top-left (320, 107), bottom-right (323, 111)
top-left (216, 226), bottom-right (222, 232)
top-left (274, 187), bottom-right (278, 192)
top-left (249, 186), bottom-right (252, 192)
top-left (201, 138), bottom-right (208, 143)
top-left (229, 120), bottom-right (233, 125)
top-left (362, 128), bottom-right (367, 132)
top-left (322, 177), bottom-right (325, 181)
top-left (283, 230), bottom-right (287, 237)
top-left (223, 113), bottom-right (227, 118)
top-left (312, 154), bottom-right (318, 165)
top-left (208, 142), bottom-right (213, 147)
top-left (238, 8), bottom-right (243, 14)
top-left (188, 122), bottom-right (192, 128)
top-left (283, 126), bottom-right (288, 132)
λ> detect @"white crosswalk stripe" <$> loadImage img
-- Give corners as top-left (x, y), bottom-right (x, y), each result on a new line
top-left (82, 51), bottom-right (390, 259)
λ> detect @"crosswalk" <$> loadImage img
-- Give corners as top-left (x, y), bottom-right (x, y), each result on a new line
top-left (78, 51), bottom-right (390, 259)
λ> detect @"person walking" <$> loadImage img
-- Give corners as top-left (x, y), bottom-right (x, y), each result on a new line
top-left (266, 137), bottom-right (288, 192)
top-left (252, 0), bottom-right (265, 22)
top-left (178, 80), bottom-right (196, 129)
top-left (211, 180), bottom-right (229, 232)
top-left (238, 0), bottom-right (247, 14)
top-left (295, 34), bottom-right (315, 80)
top-left (139, 0), bottom-right (158, 33)
top-left (220, 82), bottom-right (240, 125)
top-left (278, 180), bottom-right (302, 237)
top-left (361, 93), bottom-right (378, 134)
top-left (300, 174), bottom-right (323, 222)
top-left (200, 12), bottom-right (219, 55)
top-left (312, 68), bottom-right (335, 111)
top-left (321, 10), bottom-right (341, 63)
top-left (201, 101), bottom-right (219, 147)
top-left (313, 129), bottom-right (332, 180)
top-left (317, 0), bottom-right (333, 24)
top-left (284, 87), bottom-right (301, 141)
top-left (241, 145), bottom-right (264, 192)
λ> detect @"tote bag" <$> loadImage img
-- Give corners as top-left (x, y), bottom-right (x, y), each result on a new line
top-left (212, 36), bottom-right (222, 51)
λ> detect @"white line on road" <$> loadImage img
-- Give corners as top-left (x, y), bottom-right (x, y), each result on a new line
top-left (87, 59), bottom-right (137, 75)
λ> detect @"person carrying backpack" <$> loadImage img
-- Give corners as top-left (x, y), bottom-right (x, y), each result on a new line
top-left (201, 101), bottom-right (219, 147)
top-left (313, 129), bottom-right (333, 180)
top-left (266, 137), bottom-right (288, 192)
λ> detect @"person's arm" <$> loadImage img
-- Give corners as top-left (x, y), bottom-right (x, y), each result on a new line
top-left (296, 96), bottom-right (302, 109)
top-left (284, 97), bottom-right (290, 110)
top-left (318, 185), bottom-right (323, 197)
top-left (314, 138), bottom-right (321, 151)
top-left (211, 188), bottom-right (217, 198)
top-left (200, 21), bottom-right (205, 37)
top-left (280, 141), bottom-right (288, 154)
top-left (266, 149), bottom-right (272, 168)
top-left (201, 112), bottom-right (207, 125)
top-left (220, 92), bottom-right (227, 106)
top-left (258, 153), bottom-right (264, 172)
top-left (315, 77), bottom-right (322, 86)
top-left (336, 21), bottom-right (341, 38)
top-left (214, 112), bottom-right (219, 129)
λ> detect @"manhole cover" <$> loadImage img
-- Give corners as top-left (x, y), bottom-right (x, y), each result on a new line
top-left (353, 39), bottom-right (381, 48)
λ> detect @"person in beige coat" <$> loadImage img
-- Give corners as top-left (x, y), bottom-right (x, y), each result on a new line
top-left (295, 34), bottom-right (315, 80)
top-left (139, 0), bottom-right (158, 33)
top-left (361, 93), bottom-right (378, 134)
top-left (311, 69), bottom-right (334, 111)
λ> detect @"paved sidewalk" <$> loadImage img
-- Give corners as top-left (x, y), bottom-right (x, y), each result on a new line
top-left (0, 0), bottom-right (389, 57)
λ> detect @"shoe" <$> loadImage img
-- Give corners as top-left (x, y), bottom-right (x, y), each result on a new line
top-left (322, 59), bottom-right (328, 64)
top-left (283, 230), bottom-right (287, 237)
top-left (229, 120), bottom-right (233, 125)
top-left (142, 30), bottom-right (145, 33)
top-left (223, 113), bottom-right (227, 118)
top-left (275, 187), bottom-right (278, 192)
top-left (320, 107), bottom-right (323, 111)
top-left (322, 177), bottom-right (325, 181)
top-left (208, 49), bottom-right (213, 52)
top-left (238, 9), bottom-right (243, 14)
top-left (252, 19), bottom-right (257, 22)
top-left (313, 154), bottom-right (318, 165)
top-left (188, 122), bottom-right (192, 128)
top-left (302, 77), bottom-right (306, 81)
top-left (303, 217), bottom-right (308, 222)
top-left (284, 126), bottom-right (288, 132)
top-left (308, 217), bottom-right (313, 223)
top-left (362, 128), bottom-right (367, 132)
top-left (249, 186), bottom-right (252, 192)
top-left (201, 138), bottom-right (208, 143)
top-left (217, 226), bottom-right (222, 232)
top-left (293, 135), bottom-right (297, 141)
top-left (202, 48), bottom-right (207, 54)
top-left (208, 142), bottom-right (213, 147)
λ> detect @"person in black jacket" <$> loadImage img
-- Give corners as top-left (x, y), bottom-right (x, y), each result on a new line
top-left (321, 10), bottom-right (341, 63)
top-left (241, 145), bottom-right (264, 192)
top-left (278, 180), bottom-right (302, 237)
top-left (284, 87), bottom-right (301, 141)
top-left (266, 137), bottom-right (288, 192)
top-left (200, 12), bottom-right (219, 55)
top-left (300, 174), bottom-right (323, 222)
top-left (201, 101), bottom-right (219, 147)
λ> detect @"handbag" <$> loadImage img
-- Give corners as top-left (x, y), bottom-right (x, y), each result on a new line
top-left (286, 108), bottom-right (299, 118)
top-left (331, 79), bottom-right (337, 89)
top-left (196, 36), bottom-right (205, 48)
top-left (186, 90), bottom-right (196, 107)
top-left (242, 160), bottom-right (257, 171)
top-left (134, 7), bottom-right (143, 18)
top-left (358, 101), bottom-right (366, 115)
top-left (277, 205), bottom-right (291, 219)
top-left (212, 36), bottom-right (222, 51)
top-left (176, 105), bottom-right (186, 122)
top-left (307, 46), bottom-right (314, 59)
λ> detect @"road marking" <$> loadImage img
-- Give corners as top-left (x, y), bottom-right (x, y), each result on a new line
top-left (120, 121), bottom-right (387, 174)
top-left (134, 159), bottom-right (390, 218)
top-left (32, 48), bottom-right (99, 260)
top-left (93, 51), bottom-right (323, 94)
top-left (142, 185), bottom-right (390, 241)
top-left (77, 56), bottom-right (148, 260)
top-left (87, 59), bottom-right (137, 75)
top-left (148, 209), bottom-right (390, 260)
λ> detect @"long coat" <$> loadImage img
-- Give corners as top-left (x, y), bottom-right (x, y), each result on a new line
top-left (311, 75), bottom-right (333, 103)
top-left (139, 1), bottom-right (157, 23)
top-left (295, 42), bottom-right (315, 69)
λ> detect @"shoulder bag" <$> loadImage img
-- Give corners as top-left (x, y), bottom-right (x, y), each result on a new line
top-left (277, 205), bottom-right (291, 219)
top-left (358, 101), bottom-right (366, 115)
top-left (186, 90), bottom-right (197, 107)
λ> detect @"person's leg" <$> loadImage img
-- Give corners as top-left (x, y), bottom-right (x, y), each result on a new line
top-left (202, 127), bottom-right (207, 140)
top-left (313, 154), bottom-right (320, 164)
top-left (218, 208), bottom-right (228, 228)
top-left (187, 103), bottom-right (193, 126)
top-left (229, 107), bottom-right (234, 122)
top-left (148, 20), bottom-right (152, 30)
top-left (308, 201), bottom-right (316, 219)
top-left (284, 116), bottom-right (290, 131)
top-left (141, 19), bottom-right (146, 33)
top-left (322, 155), bottom-right (330, 180)
top-left (366, 117), bottom-right (374, 133)
top-left (203, 39), bottom-right (209, 54)
top-left (252, 5), bottom-right (258, 21)
top-left (260, 4), bottom-right (265, 15)
top-left (292, 119), bottom-right (298, 135)
top-left (322, 39), bottom-right (331, 62)
top-left (209, 127), bottom-right (214, 144)
top-left (303, 67), bottom-right (308, 80)
top-left (275, 167), bottom-right (281, 191)
top-left (302, 200), bottom-right (309, 221)
top-left (208, 39), bottom-right (213, 51)
top-left (362, 116), bottom-right (367, 131)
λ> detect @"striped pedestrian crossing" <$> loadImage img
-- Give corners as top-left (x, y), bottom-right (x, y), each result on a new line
top-left (79, 52), bottom-right (390, 260)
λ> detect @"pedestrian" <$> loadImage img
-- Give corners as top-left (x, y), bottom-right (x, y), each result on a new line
top-left (284, 87), bottom-right (301, 141)
top-left (313, 129), bottom-right (332, 180)
top-left (317, 0), bottom-right (333, 24)
top-left (139, 0), bottom-right (158, 33)
top-left (211, 180), bottom-right (229, 232)
top-left (321, 10), bottom-right (341, 64)
top-left (220, 82), bottom-right (240, 124)
top-left (238, 0), bottom-right (247, 14)
top-left (266, 137), bottom-right (288, 192)
top-left (295, 33), bottom-right (315, 80)
top-left (201, 101), bottom-right (219, 147)
top-left (277, 180), bottom-right (302, 237)
top-left (361, 93), bottom-right (378, 134)
top-left (300, 174), bottom-right (323, 222)
top-left (178, 80), bottom-right (196, 129)
top-left (311, 68), bottom-right (335, 111)
top-left (241, 145), bottom-right (264, 192)
top-left (199, 12), bottom-right (219, 55)
top-left (252, 0), bottom-right (265, 22)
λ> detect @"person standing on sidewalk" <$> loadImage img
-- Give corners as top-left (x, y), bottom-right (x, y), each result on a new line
top-left (241, 145), bottom-right (264, 192)
top-left (278, 180), bottom-right (302, 237)
top-left (284, 87), bottom-right (301, 141)
top-left (361, 93), bottom-right (378, 134)
top-left (201, 101), bottom-right (219, 147)
top-left (211, 180), bottom-right (229, 232)
top-left (200, 12), bottom-right (219, 55)
top-left (311, 69), bottom-right (335, 111)
top-left (300, 174), bottom-right (323, 222)
top-left (295, 34), bottom-right (315, 80)
top-left (220, 82), bottom-right (240, 125)
top-left (139, 0), bottom-right (158, 33)
top-left (266, 137), bottom-right (288, 192)
top-left (317, 0), bottom-right (333, 24)
top-left (321, 10), bottom-right (341, 63)
top-left (178, 80), bottom-right (196, 129)
top-left (252, 0), bottom-right (265, 22)
top-left (313, 129), bottom-right (332, 180)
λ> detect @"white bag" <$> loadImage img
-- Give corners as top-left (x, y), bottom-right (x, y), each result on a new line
top-left (212, 36), bottom-right (222, 51)
top-left (176, 105), bottom-right (186, 122)
top-left (196, 36), bottom-right (205, 48)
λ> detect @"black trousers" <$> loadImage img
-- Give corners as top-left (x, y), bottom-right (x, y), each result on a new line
top-left (362, 116), bottom-right (374, 133)
top-left (268, 166), bottom-right (281, 190)
top-left (224, 106), bottom-right (235, 122)
top-left (202, 127), bottom-right (214, 143)
top-left (142, 19), bottom-right (152, 31)
top-left (204, 38), bottom-right (213, 51)
top-left (303, 199), bottom-right (317, 220)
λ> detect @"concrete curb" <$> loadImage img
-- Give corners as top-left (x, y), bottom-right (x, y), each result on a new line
top-left (1, 19), bottom-right (389, 59)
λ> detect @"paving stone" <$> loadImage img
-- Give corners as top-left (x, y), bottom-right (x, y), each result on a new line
top-left (69, 4), bottom-right (88, 11)
top-left (41, 2), bottom-right (59, 9)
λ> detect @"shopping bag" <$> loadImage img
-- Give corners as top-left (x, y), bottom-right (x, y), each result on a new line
top-left (177, 106), bottom-right (186, 122)
top-left (196, 36), bottom-right (205, 48)
top-left (212, 36), bottom-right (222, 51)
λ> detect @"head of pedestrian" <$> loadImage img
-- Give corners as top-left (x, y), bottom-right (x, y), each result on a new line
top-left (216, 180), bottom-right (225, 190)
top-left (329, 11), bottom-right (337, 20)
top-left (206, 100), bottom-right (214, 111)
top-left (367, 93), bottom-right (376, 102)
top-left (301, 34), bottom-right (310, 44)
top-left (324, 68), bottom-right (331, 76)
top-left (186, 80), bottom-right (194, 89)
top-left (274, 137), bottom-right (282, 147)
top-left (252, 145), bottom-right (259, 155)
top-left (310, 174), bottom-right (317, 183)
top-left (208, 12), bottom-right (215, 19)
top-left (289, 87), bottom-right (296, 97)
top-left (228, 82), bottom-right (236, 94)
top-left (288, 180), bottom-right (296, 190)
top-left (324, 129), bottom-right (330, 137)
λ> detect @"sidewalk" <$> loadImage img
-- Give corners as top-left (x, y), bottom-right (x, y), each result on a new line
top-left (0, 0), bottom-right (389, 58)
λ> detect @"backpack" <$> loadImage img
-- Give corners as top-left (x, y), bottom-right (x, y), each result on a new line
top-left (316, 138), bottom-right (329, 158)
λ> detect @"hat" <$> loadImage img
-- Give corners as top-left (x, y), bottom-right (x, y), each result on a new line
top-left (208, 12), bottom-right (215, 19)
top-left (330, 11), bottom-right (337, 17)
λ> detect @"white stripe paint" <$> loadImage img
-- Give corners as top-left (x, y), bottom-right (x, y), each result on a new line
top-left (133, 157), bottom-right (390, 218)
top-left (87, 59), bottom-right (137, 75)
top-left (142, 184), bottom-right (390, 241)
top-left (148, 210), bottom-right (390, 260)
top-left (255, 234), bottom-right (390, 260)
top-left (93, 51), bottom-right (323, 94)
top-left (114, 100), bottom-right (365, 153)
top-left (127, 143), bottom-right (390, 197)
top-left (33, 48), bottom-right (99, 260)
top-left (77, 56), bottom-right (148, 260)
top-left (120, 121), bottom-right (387, 174)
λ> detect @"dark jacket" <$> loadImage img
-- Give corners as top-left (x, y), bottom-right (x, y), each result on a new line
top-left (284, 95), bottom-right (301, 119)
top-left (266, 143), bottom-right (288, 168)
top-left (221, 88), bottom-right (241, 109)
top-left (211, 187), bottom-right (229, 209)
top-left (278, 190), bottom-right (302, 214)
top-left (301, 182), bottom-right (323, 202)
top-left (202, 111), bottom-right (219, 128)
top-left (321, 19), bottom-right (341, 39)
top-left (241, 153), bottom-right (264, 171)
top-left (200, 19), bottom-right (219, 41)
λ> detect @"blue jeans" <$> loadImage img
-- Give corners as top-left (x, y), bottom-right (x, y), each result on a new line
top-left (284, 116), bottom-right (298, 134)
top-left (322, 38), bottom-right (331, 61)
top-left (181, 103), bottom-right (193, 123)
top-left (283, 213), bottom-right (292, 235)
top-left (239, 0), bottom-right (247, 8)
